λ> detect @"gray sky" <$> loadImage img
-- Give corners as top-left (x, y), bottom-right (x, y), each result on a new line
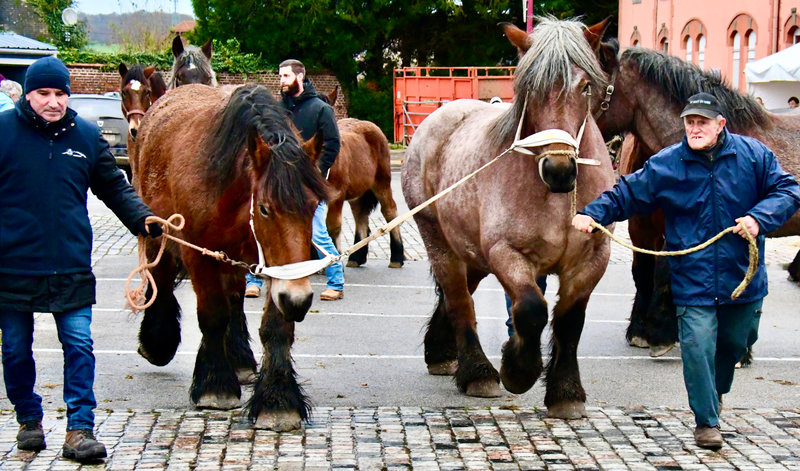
top-left (74, 0), bottom-right (194, 17)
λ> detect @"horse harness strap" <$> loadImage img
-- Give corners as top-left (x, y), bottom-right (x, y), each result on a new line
top-left (594, 68), bottom-right (617, 119)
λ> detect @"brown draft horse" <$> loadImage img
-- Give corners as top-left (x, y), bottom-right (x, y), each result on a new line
top-left (594, 43), bottom-right (800, 351)
top-left (132, 84), bottom-right (329, 431)
top-left (327, 118), bottom-right (405, 267)
top-left (402, 17), bottom-right (615, 418)
top-left (169, 35), bottom-right (216, 88)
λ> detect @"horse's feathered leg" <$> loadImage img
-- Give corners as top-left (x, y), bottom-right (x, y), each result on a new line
top-left (325, 198), bottom-right (345, 254)
top-left (787, 248), bottom-right (800, 282)
top-left (545, 292), bottom-right (590, 419)
top-left (188, 255), bottom-right (241, 410)
top-left (226, 277), bottom-right (257, 384)
top-left (373, 181), bottom-right (405, 268)
top-left (247, 294), bottom-right (309, 431)
top-left (625, 213), bottom-right (661, 347)
top-left (346, 192), bottom-right (377, 267)
top-left (643, 256), bottom-right (678, 350)
top-left (138, 243), bottom-right (182, 367)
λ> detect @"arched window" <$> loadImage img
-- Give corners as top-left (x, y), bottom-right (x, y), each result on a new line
top-left (732, 32), bottom-right (740, 89)
top-left (698, 35), bottom-right (706, 69)
top-left (685, 36), bottom-right (693, 62)
top-left (795, 28), bottom-right (800, 44)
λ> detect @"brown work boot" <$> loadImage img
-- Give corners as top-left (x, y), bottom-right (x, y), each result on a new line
top-left (320, 288), bottom-right (343, 301)
top-left (694, 425), bottom-right (723, 449)
top-left (17, 420), bottom-right (46, 451)
top-left (63, 429), bottom-right (107, 463)
top-left (244, 284), bottom-right (261, 298)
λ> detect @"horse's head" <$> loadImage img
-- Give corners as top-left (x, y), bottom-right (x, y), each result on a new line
top-left (118, 63), bottom-right (164, 140)
top-left (207, 85), bottom-right (329, 322)
top-left (171, 36), bottom-right (217, 87)
top-left (497, 17), bottom-right (610, 193)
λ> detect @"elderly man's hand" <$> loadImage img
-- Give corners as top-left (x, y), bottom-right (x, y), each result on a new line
top-left (572, 214), bottom-right (596, 234)
top-left (733, 215), bottom-right (760, 239)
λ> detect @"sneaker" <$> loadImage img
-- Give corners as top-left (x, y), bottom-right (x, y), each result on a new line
top-left (63, 429), bottom-right (107, 463)
top-left (244, 284), bottom-right (261, 298)
top-left (694, 425), bottom-right (723, 449)
top-left (17, 420), bottom-right (45, 451)
top-left (320, 288), bottom-right (343, 301)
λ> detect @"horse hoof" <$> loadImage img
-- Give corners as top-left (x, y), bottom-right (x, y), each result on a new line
top-left (427, 360), bottom-right (457, 376)
top-left (137, 345), bottom-right (170, 367)
top-left (465, 379), bottom-right (502, 398)
top-left (346, 260), bottom-right (363, 268)
top-left (196, 394), bottom-right (241, 410)
top-left (388, 262), bottom-right (403, 268)
top-left (546, 401), bottom-right (586, 419)
top-left (649, 343), bottom-right (677, 357)
top-left (628, 336), bottom-right (649, 348)
top-left (499, 367), bottom-right (538, 394)
top-left (254, 410), bottom-right (302, 431)
top-left (236, 368), bottom-right (257, 385)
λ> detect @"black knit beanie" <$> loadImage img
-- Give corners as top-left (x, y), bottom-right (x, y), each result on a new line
top-left (24, 56), bottom-right (71, 95)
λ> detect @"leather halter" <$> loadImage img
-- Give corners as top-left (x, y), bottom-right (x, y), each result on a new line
top-left (593, 68), bottom-right (617, 120)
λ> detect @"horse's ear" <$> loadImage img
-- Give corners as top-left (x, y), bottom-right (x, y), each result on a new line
top-left (118, 63), bottom-right (128, 78)
top-left (585, 17), bottom-right (613, 52)
top-left (143, 65), bottom-right (156, 79)
top-left (250, 133), bottom-right (272, 169)
top-left (172, 35), bottom-right (184, 58)
top-left (500, 22), bottom-right (532, 55)
top-left (201, 39), bottom-right (213, 59)
top-left (150, 72), bottom-right (168, 100)
top-left (327, 85), bottom-right (338, 107)
top-left (596, 38), bottom-right (620, 75)
top-left (302, 132), bottom-right (324, 164)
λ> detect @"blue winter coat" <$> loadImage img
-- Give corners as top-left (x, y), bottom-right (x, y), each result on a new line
top-left (580, 129), bottom-right (800, 306)
top-left (0, 99), bottom-right (152, 311)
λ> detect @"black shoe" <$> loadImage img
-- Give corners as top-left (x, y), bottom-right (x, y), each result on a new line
top-left (17, 420), bottom-right (46, 451)
top-left (63, 429), bottom-right (107, 462)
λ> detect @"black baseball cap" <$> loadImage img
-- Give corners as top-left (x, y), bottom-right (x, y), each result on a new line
top-left (680, 92), bottom-right (724, 119)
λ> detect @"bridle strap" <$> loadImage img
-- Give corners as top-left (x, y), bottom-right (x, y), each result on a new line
top-left (593, 68), bottom-right (617, 120)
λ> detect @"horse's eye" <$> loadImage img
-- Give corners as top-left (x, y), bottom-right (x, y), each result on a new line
top-left (259, 204), bottom-right (270, 217)
top-left (582, 83), bottom-right (591, 94)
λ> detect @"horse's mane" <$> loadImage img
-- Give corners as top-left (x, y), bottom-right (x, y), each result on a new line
top-left (488, 16), bottom-right (608, 149)
top-left (122, 65), bottom-right (148, 87)
top-left (168, 45), bottom-right (218, 88)
top-left (205, 85), bottom-right (328, 216)
top-left (620, 47), bottom-right (771, 131)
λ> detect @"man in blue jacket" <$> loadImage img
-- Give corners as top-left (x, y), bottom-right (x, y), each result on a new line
top-left (245, 59), bottom-right (344, 301)
top-left (573, 93), bottom-right (800, 449)
top-left (0, 56), bottom-right (162, 462)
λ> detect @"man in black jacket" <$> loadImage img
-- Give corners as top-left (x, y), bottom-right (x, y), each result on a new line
top-left (0, 56), bottom-right (162, 463)
top-left (245, 59), bottom-right (344, 300)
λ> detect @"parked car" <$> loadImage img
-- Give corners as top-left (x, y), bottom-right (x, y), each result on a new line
top-left (68, 94), bottom-right (130, 179)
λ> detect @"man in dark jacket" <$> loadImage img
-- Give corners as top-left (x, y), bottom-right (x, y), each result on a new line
top-left (0, 56), bottom-right (162, 463)
top-left (572, 93), bottom-right (800, 450)
top-left (245, 59), bottom-right (344, 300)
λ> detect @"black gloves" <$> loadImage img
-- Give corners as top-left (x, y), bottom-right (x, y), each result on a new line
top-left (136, 217), bottom-right (163, 238)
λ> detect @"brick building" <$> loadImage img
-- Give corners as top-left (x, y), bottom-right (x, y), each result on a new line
top-left (618, 0), bottom-right (800, 94)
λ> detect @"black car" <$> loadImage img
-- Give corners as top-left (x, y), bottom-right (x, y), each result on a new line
top-left (68, 93), bottom-right (130, 179)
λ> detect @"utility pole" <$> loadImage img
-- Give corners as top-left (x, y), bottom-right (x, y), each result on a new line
top-left (172, 0), bottom-right (178, 25)
top-left (525, 0), bottom-right (534, 33)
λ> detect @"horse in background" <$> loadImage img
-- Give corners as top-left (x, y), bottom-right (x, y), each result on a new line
top-left (132, 84), bottom-right (329, 431)
top-left (402, 17), bottom-right (615, 418)
top-left (118, 63), bottom-right (167, 141)
top-left (594, 44), bottom-right (800, 353)
top-left (169, 35), bottom-right (217, 88)
top-left (318, 85), bottom-right (405, 267)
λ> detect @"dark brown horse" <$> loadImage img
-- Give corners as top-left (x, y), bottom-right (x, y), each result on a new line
top-left (402, 17), bottom-right (614, 418)
top-left (327, 118), bottom-right (405, 267)
top-left (169, 35), bottom-right (216, 88)
top-left (595, 44), bottom-right (800, 351)
top-left (118, 63), bottom-right (167, 141)
top-left (132, 84), bottom-right (329, 431)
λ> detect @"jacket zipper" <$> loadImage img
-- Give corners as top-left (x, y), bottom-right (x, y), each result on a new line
top-left (710, 158), bottom-right (719, 304)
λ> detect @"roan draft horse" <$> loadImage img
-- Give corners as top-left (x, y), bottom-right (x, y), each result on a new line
top-left (132, 84), bottom-right (329, 431)
top-left (402, 17), bottom-right (615, 419)
top-left (169, 35), bottom-right (216, 88)
top-left (594, 44), bottom-right (800, 352)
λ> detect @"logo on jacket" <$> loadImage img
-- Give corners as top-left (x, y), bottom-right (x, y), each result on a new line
top-left (63, 148), bottom-right (87, 159)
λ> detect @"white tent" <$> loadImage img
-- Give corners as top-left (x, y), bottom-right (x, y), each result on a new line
top-left (745, 43), bottom-right (800, 111)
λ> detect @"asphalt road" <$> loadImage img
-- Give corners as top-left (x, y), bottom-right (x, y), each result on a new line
top-left (3, 171), bottom-right (800, 416)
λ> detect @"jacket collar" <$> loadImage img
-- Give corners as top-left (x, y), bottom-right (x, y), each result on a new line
top-left (680, 128), bottom-right (736, 163)
top-left (17, 98), bottom-right (77, 139)
top-left (281, 78), bottom-right (319, 108)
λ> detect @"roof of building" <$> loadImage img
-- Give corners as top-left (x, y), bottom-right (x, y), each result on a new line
top-left (0, 32), bottom-right (57, 52)
top-left (172, 20), bottom-right (196, 34)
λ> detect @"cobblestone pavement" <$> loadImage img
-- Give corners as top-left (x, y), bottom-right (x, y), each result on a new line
top-left (3, 406), bottom-right (800, 469)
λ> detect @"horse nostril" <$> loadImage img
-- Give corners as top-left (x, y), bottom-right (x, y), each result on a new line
top-left (130, 128), bottom-right (138, 139)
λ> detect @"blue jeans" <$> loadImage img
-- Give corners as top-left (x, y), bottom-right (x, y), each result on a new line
top-left (505, 276), bottom-right (548, 337)
top-left (246, 201), bottom-right (344, 291)
top-left (0, 306), bottom-right (97, 430)
top-left (676, 300), bottom-right (762, 427)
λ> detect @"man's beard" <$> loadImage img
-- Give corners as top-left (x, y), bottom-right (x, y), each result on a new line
top-left (283, 79), bottom-right (300, 96)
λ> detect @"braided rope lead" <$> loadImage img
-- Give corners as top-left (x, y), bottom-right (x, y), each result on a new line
top-left (589, 221), bottom-right (758, 299)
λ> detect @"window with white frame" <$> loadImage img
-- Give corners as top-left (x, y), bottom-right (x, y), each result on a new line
top-left (698, 35), bottom-right (706, 69)
top-left (732, 32), bottom-right (740, 88)
top-left (685, 36), bottom-right (693, 62)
